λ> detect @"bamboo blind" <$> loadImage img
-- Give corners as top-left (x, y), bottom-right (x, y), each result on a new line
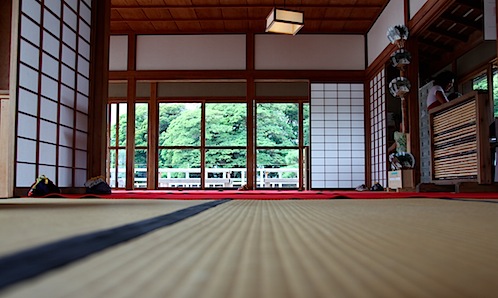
top-left (430, 92), bottom-right (491, 183)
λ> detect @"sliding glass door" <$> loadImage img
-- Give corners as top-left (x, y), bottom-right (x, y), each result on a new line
top-left (108, 80), bottom-right (310, 190)
top-left (157, 103), bottom-right (201, 188)
top-left (256, 102), bottom-right (309, 189)
top-left (205, 103), bottom-right (247, 189)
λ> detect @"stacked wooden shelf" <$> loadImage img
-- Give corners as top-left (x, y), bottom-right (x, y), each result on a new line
top-left (429, 91), bottom-right (492, 184)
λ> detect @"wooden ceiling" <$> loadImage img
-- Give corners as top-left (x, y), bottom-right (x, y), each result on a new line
top-left (416, 0), bottom-right (486, 78)
top-left (110, 0), bottom-right (390, 35)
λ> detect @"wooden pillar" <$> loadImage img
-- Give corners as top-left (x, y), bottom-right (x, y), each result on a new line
top-left (405, 38), bottom-right (421, 186)
top-left (148, 83), bottom-right (158, 189)
top-left (0, 0), bottom-right (16, 198)
top-left (87, 0), bottom-right (110, 178)
top-left (246, 33), bottom-right (255, 189)
top-left (126, 77), bottom-right (136, 190)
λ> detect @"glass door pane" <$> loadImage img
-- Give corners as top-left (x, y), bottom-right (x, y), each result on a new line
top-left (134, 103), bottom-right (148, 188)
top-left (205, 149), bottom-right (247, 188)
top-left (108, 103), bottom-right (127, 188)
top-left (205, 103), bottom-right (247, 188)
top-left (256, 103), bottom-right (300, 188)
top-left (256, 149), bottom-right (299, 188)
top-left (158, 149), bottom-right (200, 188)
top-left (157, 103), bottom-right (201, 188)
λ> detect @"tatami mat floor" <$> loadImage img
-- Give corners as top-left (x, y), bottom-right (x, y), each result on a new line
top-left (1, 198), bottom-right (497, 298)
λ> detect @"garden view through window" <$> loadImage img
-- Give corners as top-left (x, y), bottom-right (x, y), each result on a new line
top-left (472, 67), bottom-right (498, 117)
top-left (108, 100), bottom-right (310, 189)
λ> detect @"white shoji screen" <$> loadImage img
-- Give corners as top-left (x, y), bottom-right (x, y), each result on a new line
top-left (369, 69), bottom-right (387, 187)
top-left (16, 0), bottom-right (92, 188)
top-left (310, 83), bottom-right (365, 189)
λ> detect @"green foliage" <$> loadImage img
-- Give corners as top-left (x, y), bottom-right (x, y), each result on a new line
top-left (110, 102), bottom-right (308, 170)
top-left (256, 103), bottom-right (298, 147)
top-left (473, 72), bottom-right (498, 117)
top-left (135, 104), bottom-right (148, 147)
top-left (158, 104), bottom-right (187, 146)
top-left (118, 111), bottom-right (128, 147)
top-left (163, 108), bottom-right (202, 147)
top-left (206, 149), bottom-right (246, 168)
top-left (160, 108), bottom-right (202, 168)
top-left (206, 104), bottom-right (247, 146)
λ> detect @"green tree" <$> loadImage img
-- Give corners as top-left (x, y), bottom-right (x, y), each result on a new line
top-left (134, 104), bottom-right (148, 167)
top-left (158, 104), bottom-right (187, 146)
top-left (205, 104), bottom-right (247, 168)
top-left (206, 104), bottom-right (247, 146)
top-left (257, 103), bottom-right (297, 147)
top-left (113, 102), bottom-right (304, 171)
top-left (473, 73), bottom-right (498, 116)
top-left (160, 108), bottom-right (202, 168)
top-left (109, 109), bottom-right (127, 147)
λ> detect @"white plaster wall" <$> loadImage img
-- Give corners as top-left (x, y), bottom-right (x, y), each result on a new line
top-left (109, 35), bottom-right (128, 71)
top-left (136, 35), bottom-right (246, 70)
top-left (484, 0), bottom-right (496, 40)
top-left (255, 34), bottom-right (365, 70)
top-left (367, 0), bottom-right (405, 66)
top-left (410, 0), bottom-right (428, 19)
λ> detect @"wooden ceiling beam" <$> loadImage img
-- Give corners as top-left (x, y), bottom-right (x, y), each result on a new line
top-left (418, 38), bottom-right (454, 52)
top-left (111, 4), bottom-right (384, 9)
top-left (108, 69), bottom-right (365, 82)
top-left (428, 26), bottom-right (469, 42)
top-left (454, 0), bottom-right (484, 11)
top-left (440, 13), bottom-right (482, 31)
top-left (110, 16), bottom-right (374, 22)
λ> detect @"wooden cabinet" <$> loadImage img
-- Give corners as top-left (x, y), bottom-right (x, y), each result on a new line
top-left (429, 91), bottom-right (492, 184)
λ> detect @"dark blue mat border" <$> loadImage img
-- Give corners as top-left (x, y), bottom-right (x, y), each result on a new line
top-left (439, 197), bottom-right (498, 204)
top-left (0, 199), bottom-right (230, 291)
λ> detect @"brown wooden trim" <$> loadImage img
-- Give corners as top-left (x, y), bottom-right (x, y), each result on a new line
top-left (126, 77), bottom-right (136, 190)
top-left (112, 4), bottom-right (384, 10)
top-left (247, 78), bottom-right (255, 189)
top-left (298, 100), bottom-right (304, 190)
top-left (127, 32), bottom-right (136, 71)
top-left (147, 83), bottom-right (158, 189)
top-left (246, 33), bottom-right (254, 71)
top-left (109, 70), bottom-right (365, 82)
top-left (404, 0), bottom-right (409, 25)
top-left (363, 76), bottom-right (372, 187)
top-left (408, 0), bottom-right (455, 35)
top-left (157, 97), bottom-right (247, 102)
top-left (405, 38), bottom-right (421, 186)
top-left (200, 101), bottom-right (206, 189)
top-left (476, 92), bottom-right (492, 184)
top-left (487, 63), bottom-right (494, 120)
top-left (255, 97), bottom-right (308, 102)
top-left (88, 0), bottom-right (110, 178)
top-left (0, 0), bottom-right (12, 91)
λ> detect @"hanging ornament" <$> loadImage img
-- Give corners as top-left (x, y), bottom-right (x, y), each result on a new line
top-left (389, 151), bottom-right (416, 170)
top-left (386, 25), bottom-right (409, 48)
top-left (390, 49), bottom-right (412, 70)
top-left (389, 77), bottom-right (411, 98)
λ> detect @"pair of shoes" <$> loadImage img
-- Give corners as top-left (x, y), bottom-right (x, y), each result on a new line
top-left (355, 184), bottom-right (368, 191)
top-left (370, 182), bottom-right (384, 191)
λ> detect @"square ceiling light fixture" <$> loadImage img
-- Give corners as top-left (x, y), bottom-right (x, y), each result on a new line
top-left (266, 8), bottom-right (304, 35)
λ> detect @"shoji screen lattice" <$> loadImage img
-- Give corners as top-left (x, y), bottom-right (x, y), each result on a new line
top-left (16, 0), bottom-right (92, 188)
top-left (310, 83), bottom-right (365, 189)
top-left (369, 69), bottom-right (387, 187)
